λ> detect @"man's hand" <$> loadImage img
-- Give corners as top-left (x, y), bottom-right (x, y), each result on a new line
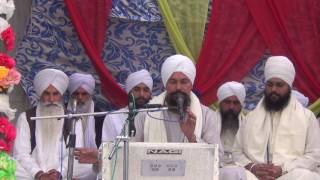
top-left (265, 165), bottom-right (282, 178)
top-left (180, 109), bottom-right (197, 142)
top-left (74, 148), bottom-right (98, 164)
top-left (245, 163), bottom-right (282, 180)
top-left (37, 169), bottom-right (61, 180)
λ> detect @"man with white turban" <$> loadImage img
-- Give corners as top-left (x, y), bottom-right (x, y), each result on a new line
top-left (102, 69), bottom-right (153, 142)
top-left (216, 81), bottom-right (248, 180)
top-left (133, 54), bottom-right (220, 144)
top-left (233, 56), bottom-right (320, 180)
top-left (67, 73), bottom-right (102, 148)
top-left (217, 81), bottom-right (246, 161)
top-left (13, 68), bottom-right (70, 179)
top-left (66, 73), bottom-right (104, 179)
top-left (134, 55), bottom-right (239, 179)
top-left (73, 69), bottom-right (153, 167)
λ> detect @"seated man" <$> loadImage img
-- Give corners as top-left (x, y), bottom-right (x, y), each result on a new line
top-left (68, 73), bottom-right (104, 148)
top-left (133, 55), bottom-right (221, 146)
top-left (133, 55), bottom-right (245, 180)
top-left (73, 69), bottom-right (153, 166)
top-left (233, 56), bottom-right (320, 180)
top-left (102, 69), bottom-right (153, 141)
top-left (67, 72), bottom-right (104, 179)
top-left (13, 68), bottom-right (69, 180)
top-left (133, 54), bottom-right (228, 165)
top-left (217, 81), bottom-right (246, 163)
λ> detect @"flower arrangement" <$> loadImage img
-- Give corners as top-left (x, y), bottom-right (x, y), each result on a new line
top-left (0, 0), bottom-right (20, 94)
top-left (0, 14), bottom-right (15, 52)
top-left (0, 116), bottom-right (16, 180)
top-left (0, 53), bottom-right (20, 93)
top-left (0, 1), bottom-right (17, 179)
top-left (0, 117), bottom-right (16, 154)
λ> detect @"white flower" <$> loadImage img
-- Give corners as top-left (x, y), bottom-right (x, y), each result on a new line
top-left (0, 17), bottom-right (9, 36)
top-left (0, 0), bottom-right (15, 21)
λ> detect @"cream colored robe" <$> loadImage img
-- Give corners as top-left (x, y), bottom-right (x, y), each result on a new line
top-left (13, 106), bottom-right (97, 180)
top-left (233, 96), bottom-right (320, 179)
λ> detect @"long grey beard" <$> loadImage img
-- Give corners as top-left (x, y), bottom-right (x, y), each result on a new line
top-left (37, 102), bottom-right (65, 151)
top-left (76, 99), bottom-right (92, 114)
top-left (68, 99), bottom-right (93, 134)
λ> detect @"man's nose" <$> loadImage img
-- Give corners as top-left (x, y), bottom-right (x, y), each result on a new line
top-left (49, 94), bottom-right (55, 102)
top-left (270, 85), bottom-right (279, 92)
top-left (176, 82), bottom-right (182, 91)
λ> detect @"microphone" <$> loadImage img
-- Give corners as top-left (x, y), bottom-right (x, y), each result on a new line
top-left (128, 93), bottom-right (136, 137)
top-left (71, 98), bottom-right (77, 114)
top-left (176, 92), bottom-right (185, 121)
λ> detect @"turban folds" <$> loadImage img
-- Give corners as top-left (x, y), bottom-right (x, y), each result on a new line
top-left (264, 56), bottom-right (295, 87)
top-left (125, 69), bottom-right (153, 93)
top-left (217, 81), bottom-right (246, 106)
top-left (161, 54), bottom-right (196, 86)
top-left (68, 73), bottom-right (95, 95)
top-left (292, 90), bottom-right (309, 107)
top-left (33, 68), bottom-right (69, 96)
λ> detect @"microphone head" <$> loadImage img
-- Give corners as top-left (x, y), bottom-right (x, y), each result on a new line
top-left (165, 91), bottom-right (191, 117)
top-left (175, 92), bottom-right (186, 121)
top-left (128, 93), bottom-right (136, 110)
top-left (71, 98), bottom-right (77, 113)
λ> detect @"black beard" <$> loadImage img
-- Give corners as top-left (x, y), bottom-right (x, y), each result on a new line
top-left (135, 97), bottom-right (151, 109)
top-left (165, 91), bottom-right (191, 114)
top-left (220, 109), bottom-right (240, 134)
top-left (263, 90), bottom-right (291, 111)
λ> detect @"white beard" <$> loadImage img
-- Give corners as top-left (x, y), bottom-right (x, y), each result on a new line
top-left (36, 102), bottom-right (65, 170)
top-left (76, 98), bottom-right (92, 114)
top-left (68, 99), bottom-right (93, 133)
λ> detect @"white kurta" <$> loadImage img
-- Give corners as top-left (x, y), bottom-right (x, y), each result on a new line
top-left (133, 101), bottom-right (246, 180)
top-left (13, 107), bottom-right (97, 180)
top-left (133, 104), bottom-right (223, 154)
top-left (233, 96), bottom-right (320, 180)
top-left (67, 99), bottom-right (97, 149)
top-left (13, 110), bottom-right (68, 179)
top-left (216, 111), bottom-right (245, 163)
top-left (102, 107), bottom-right (128, 142)
top-left (70, 100), bottom-right (97, 180)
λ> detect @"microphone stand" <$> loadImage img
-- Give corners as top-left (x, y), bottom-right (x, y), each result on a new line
top-left (108, 93), bottom-right (137, 180)
top-left (67, 100), bottom-right (77, 180)
top-left (31, 106), bottom-right (171, 180)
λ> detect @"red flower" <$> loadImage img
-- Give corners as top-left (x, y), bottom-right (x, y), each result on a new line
top-left (0, 117), bottom-right (16, 154)
top-left (0, 53), bottom-right (15, 69)
top-left (0, 139), bottom-right (9, 153)
top-left (0, 26), bottom-right (15, 52)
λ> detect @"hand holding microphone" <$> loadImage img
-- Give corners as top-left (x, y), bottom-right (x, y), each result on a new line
top-left (179, 109), bottom-right (197, 142)
top-left (176, 92), bottom-right (185, 121)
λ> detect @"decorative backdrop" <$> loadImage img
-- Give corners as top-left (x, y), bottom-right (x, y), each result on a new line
top-left (16, 0), bottom-right (266, 111)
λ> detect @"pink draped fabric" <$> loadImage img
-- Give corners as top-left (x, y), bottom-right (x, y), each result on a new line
top-left (195, 0), bottom-right (320, 105)
top-left (195, 0), bottom-right (266, 105)
top-left (246, 0), bottom-right (320, 102)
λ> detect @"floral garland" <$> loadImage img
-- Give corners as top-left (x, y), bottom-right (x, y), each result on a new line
top-left (0, 0), bottom-right (20, 93)
top-left (0, 15), bottom-right (15, 52)
top-left (0, 152), bottom-right (15, 180)
top-left (0, 53), bottom-right (20, 93)
top-left (0, 1), bottom-right (18, 179)
top-left (0, 117), bottom-right (16, 154)
top-left (0, 116), bottom-right (16, 180)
